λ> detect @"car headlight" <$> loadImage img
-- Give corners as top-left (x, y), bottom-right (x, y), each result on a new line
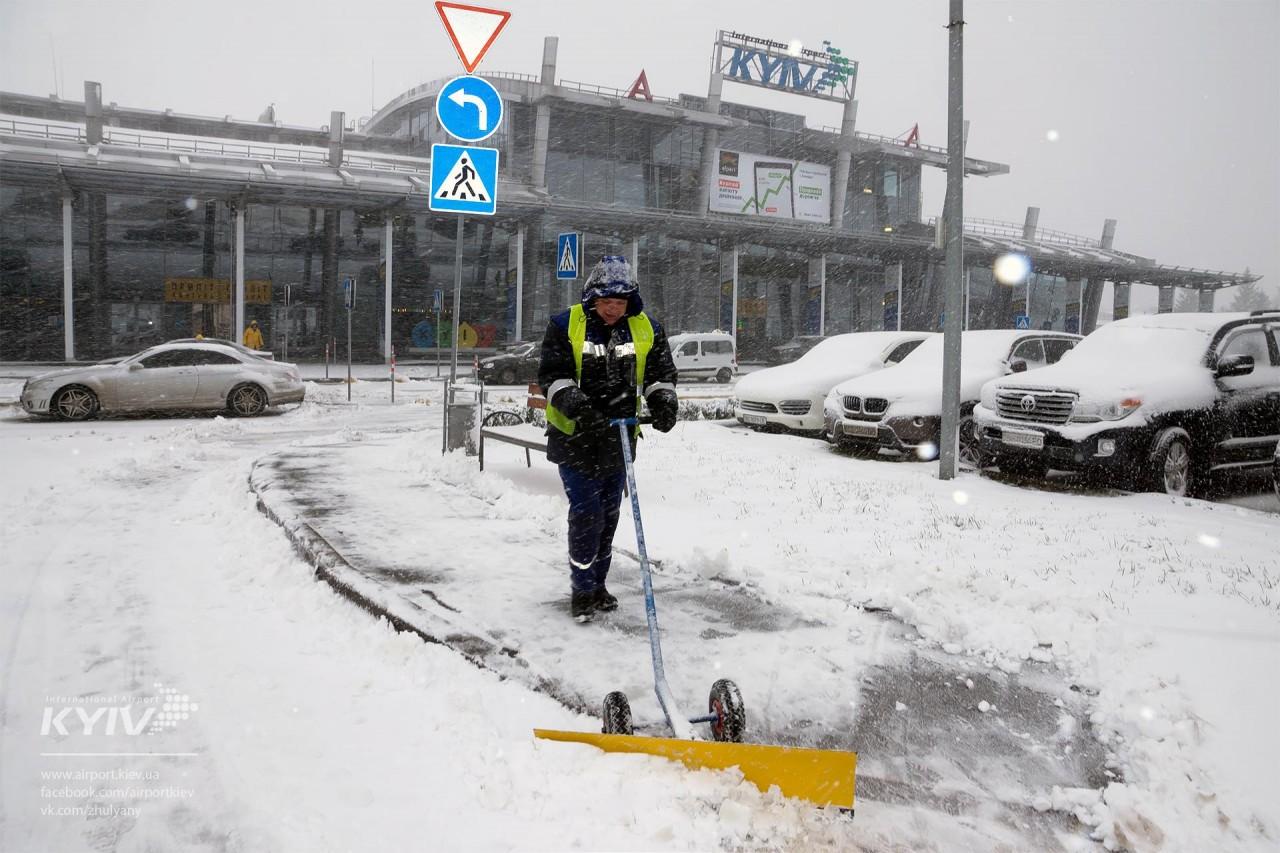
top-left (823, 393), bottom-right (840, 418)
top-left (1071, 398), bottom-right (1142, 422)
top-left (980, 383), bottom-right (997, 411)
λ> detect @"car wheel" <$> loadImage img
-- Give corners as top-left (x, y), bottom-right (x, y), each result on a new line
top-left (716, 367), bottom-right (732, 384)
top-left (957, 416), bottom-right (986, 470)
top-left (1148, 428), bottom-right (1197, 497)
top-left (500, 367), bottom-right (517, 385)
top-left (52, 385), bottom-right (99, 421)
top-left (228, 383), bottom-right (268, 417)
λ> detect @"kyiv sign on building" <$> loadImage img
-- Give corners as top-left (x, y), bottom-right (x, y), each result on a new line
top-left (714, 30), bottom-right (857, 103)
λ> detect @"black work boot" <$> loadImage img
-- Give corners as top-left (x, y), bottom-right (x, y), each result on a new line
top-left (571, 591), bottom-right (596, 623)
top-left (593, 587), bottom-right (618, 612)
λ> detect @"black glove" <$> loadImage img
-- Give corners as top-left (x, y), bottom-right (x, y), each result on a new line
top-left (649, 389), bottom-right (678, 433)
top-left (555, 386), bottom-right (606, 432)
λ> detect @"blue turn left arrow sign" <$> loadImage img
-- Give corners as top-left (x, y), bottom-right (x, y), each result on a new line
top-left (435, 76), bottom-right (504, 143)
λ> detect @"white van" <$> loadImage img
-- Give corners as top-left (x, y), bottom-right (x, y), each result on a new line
top-left (668, 331), bottom-right (737, 383)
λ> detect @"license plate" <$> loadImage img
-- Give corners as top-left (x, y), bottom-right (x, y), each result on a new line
top-left (841, 421), bottom-right (879, 438)
top-left (1002, 428), bottom-right (1045, 450)
top-left (741, 414), bottom-right (766, 425)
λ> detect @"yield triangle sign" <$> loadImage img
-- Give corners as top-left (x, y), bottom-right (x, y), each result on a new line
top-left (435, 2), bottom-right (511, 74)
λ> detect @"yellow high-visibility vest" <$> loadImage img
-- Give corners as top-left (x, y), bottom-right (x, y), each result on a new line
top-left (545, 303), bottom-right (654, 436)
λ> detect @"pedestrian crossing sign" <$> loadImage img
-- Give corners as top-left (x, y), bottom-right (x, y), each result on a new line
top-left (429, 143), bottom-right (499, 215)
top-left (556, 232), bottom-right (580, 280)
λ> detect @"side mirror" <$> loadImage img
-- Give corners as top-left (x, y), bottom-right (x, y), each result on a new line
top-left (128, 361), bottom-right (144, 371)
top-left (1215, 354), bottom-right (1255, 378)
top-left (1008, 359), bottom-right (1029, 374)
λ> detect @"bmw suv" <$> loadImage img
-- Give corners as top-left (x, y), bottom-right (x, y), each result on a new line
top-left (974, 311), bottom-right (1280, 496)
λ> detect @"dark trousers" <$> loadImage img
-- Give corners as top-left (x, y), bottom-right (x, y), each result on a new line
top-left (558, 465), bottom-right (627, 593)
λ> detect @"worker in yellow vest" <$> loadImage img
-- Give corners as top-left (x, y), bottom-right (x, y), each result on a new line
top-left (243, 320), bottom-right (264, 350)
top-left (539, 256), bottom-right (679, 623)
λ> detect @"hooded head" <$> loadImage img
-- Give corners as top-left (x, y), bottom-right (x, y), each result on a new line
top-left (581, 255), bottom-right (643, 319)
top-left (250, 320), bottom-right (259, 328)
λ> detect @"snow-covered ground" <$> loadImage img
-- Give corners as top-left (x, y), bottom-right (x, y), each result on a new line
top-left (1, 372), bottom-right (1276, 852)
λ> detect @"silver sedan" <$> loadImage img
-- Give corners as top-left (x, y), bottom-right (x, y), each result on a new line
top-left (20, 342), bottom-right (304, 421)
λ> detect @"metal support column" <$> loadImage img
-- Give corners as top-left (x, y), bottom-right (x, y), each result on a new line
top-left (530, 38), bottom-right (557, 189)
top-left (233, 205), bottom-right (245, 338)
top-left (939, 0), bottom-right (966, 481)
top-left (1198, 287), bottom-right (1215, 312)
top-left (817, 254), bottom-right (827, 336)
top-left (697, 72), bottom-right (724, 216)
top-left (384, 216), bottom-right (393, 362)
top-left (729, 244), bottom-right (739, 347)
top-left (515, 223), bottom-right (525, 341)
top-left (62, 195), bottom-right (75, 361)
top-left (830, 99), bottom-right (858, 230)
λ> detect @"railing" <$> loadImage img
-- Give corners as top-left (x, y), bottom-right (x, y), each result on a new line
top-left (556, 78), bottom-right (682, 106)
top-left (0, 115), bottom-right (86, 143)
top-left (484, 70), bottom-right (540, 83)
top-left (821, 125), bottom-right (950, 157)
top-left (343, 150), bottom-right (431, 173)
top-left (928, 215), bottom-right (1103, 249)
top-left (2, 113), bottom-right (434, 174)
top-left (102, 126), bottom-right (331, 164)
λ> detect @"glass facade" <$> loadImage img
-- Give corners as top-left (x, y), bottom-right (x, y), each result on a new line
top-left (0, 186), bottom-right (65, 360)
top-left (2, 83), bottom-right (1089, 363)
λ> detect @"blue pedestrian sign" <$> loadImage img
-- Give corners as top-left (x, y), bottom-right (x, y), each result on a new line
top-left (556, 232), bottom-right (580, 280)
top-left (429, 144), bottom-right (498, 216)
top-left (1014, 313), bottom-right (1031, 330)
top-left (436, 76), bottom-right (504, 143)
top-left (342, 277), bottom-right (356, 309)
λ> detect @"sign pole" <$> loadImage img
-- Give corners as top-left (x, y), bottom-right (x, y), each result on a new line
top-left (939, 0), bottom-right (965, 481)
top-left (283, 283), bottom-right (291, 361)
top-left (345, 277), bottom-right (354, 402)
top-left (450, 215), bottom-right (464, 382)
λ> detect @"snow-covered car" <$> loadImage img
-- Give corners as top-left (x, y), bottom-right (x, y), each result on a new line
top-left (735, 331), bottom-right (932, 433)
top-left (20, 341), bottom-right (304, 421)
top-left (770, 335), bottom-right (828, 365)
top-left (974, 311), bottom-right (1280, 496)
top-left (824, 329), bottom-right (1081, 463)
top-left (477, 341), bottom-right (539, 385)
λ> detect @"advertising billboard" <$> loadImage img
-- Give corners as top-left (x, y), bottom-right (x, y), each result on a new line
top-left (710, 149), bottom-right (831, 224)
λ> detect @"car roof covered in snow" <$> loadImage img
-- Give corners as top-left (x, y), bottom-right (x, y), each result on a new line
top-left (1107, 312), bottom-right (1263, 333)
top-left (669, 331), bottom-right (733, 342)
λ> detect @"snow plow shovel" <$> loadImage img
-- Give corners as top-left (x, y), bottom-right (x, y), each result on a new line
top-left (534, 418), bottom-right (858, 809)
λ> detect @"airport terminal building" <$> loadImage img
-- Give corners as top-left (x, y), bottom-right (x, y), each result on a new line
top-left (0, 31), bottom-right (1260, 362)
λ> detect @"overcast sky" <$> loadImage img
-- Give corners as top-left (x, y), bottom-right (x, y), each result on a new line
top-left (2, 0), bottom-right (1276, 306)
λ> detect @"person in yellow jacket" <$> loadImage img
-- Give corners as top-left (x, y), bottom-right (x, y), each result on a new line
top-left (243, 320), bottom-right (264, 350)
top-left (538, 256), bottom-right (679, 623)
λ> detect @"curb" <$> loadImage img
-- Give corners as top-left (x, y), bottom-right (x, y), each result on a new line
top-left (247, 451), bottom-right (591, 716)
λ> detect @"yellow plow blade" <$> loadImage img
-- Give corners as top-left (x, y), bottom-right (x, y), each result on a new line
top-left (534, 729), bottom-right (856, 809)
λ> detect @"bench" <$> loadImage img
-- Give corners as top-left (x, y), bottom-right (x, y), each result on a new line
top-left (478, 382), bottom-right (550, 472)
